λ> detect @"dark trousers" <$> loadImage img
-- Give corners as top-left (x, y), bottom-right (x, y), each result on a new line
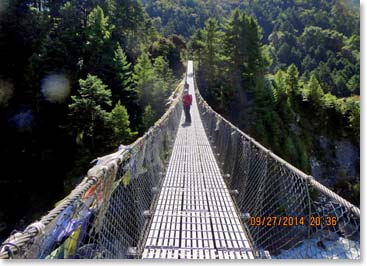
top-left (184, 105), bottom-right (191, 123)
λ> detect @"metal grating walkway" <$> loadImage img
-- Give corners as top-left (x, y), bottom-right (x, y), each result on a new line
top-left (142, 61), bottom-right (254, 259)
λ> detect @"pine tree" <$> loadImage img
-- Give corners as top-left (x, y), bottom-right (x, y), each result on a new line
top-left (346, 99), bottom-right (359, 138)
top-left (133, 52), bottom-right (155, 109)
top-left (286, 64), bottom-right (299, 95)
top-left (113, 44), bottom-right (132, 90)
top-left (110, 101), bottom-right (137, 146)
top-left (322, 93), bottom-right (338, 109)
top-left (191, 29), bottom-right (205, 68)
top-left (223, 9), bottom-right (265, 98)
top-left (110, 43), bottom-right (140, 125)
top-left (151, 56), bottom-right (174, 116)
top-left (274, 70), bottom-right (287, 102)
top-left (201, 17), bottom-right (222, 96)
top-left (222, 9), bottom-right (248, 109)
top-left (84, 5), bottom-right (114, 80)
top-left (308, 74), bottom-right (324, 104)
top-left (142, 104), bottom-right (156, 131)
top-left (112, 44), bottom-right (137, 103)
top-left (67, 74), bottom-right (112, 148)
top-left (154, 56), bottom-right (174, 84)
top-left (85, 5), bottom-right (112, 47)
top-left (223, 9), bottom-right (243, 70)
top-left (346, 75), bottom-right (359, 94)
top-left (246, 16), bottom-right (264, 76)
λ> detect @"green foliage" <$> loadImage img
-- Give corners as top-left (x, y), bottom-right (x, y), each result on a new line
top-left (149, 35), bottom-right (185, 76)
top-left (134, 53), bottom-right (175, 121)
top-left (192, 9), bottom-right (267, 116)
top-left (284, 135), bottom-right (297, 163)
top-left (151, 56), bottom-right (173, 115)
top-left (308, 74), bottom-right (324, 104)
top-left (67, 74), bottom-right (112, 148)
top-left (346, 75), bottom-right (359, 94)
top-left (84, 5), bottom-right (116, 81)
top-left (153, 56), bottom-right (174, 84)
top-left (191, 29), bottom-right (206, 67)
top-left (141, 0), bottom-right (226, 38)
top-left (223, 9), bottom-right (264, 80)
top-left (142, 104), bottom-right (156, 130)
top-left (110, 101), bottom-right (137, 146)
top-left (286, 64), bottom-right (299, 95)
top-left (233, 0), bottom-right (360, 98)
top-left (111, 43), bottom-right (140, 125)
top-left (133, 52), bottom-right (155, 108)
top-left (108, 0), bottom-right (154, 58)
top-left (78, 74), bottom-right (112, 106)
top-left (68, 74), bottom-right (138, 151)
top-left (273, 70), bottom-right (287, 103)
top-left (344, 97), bottom-right (360, 137)
top-left (86, 6), bottom-right (113, 47)
top-left (112, 43), bottom-right (134, 97)
top-left (199, 17), bottom-right (222, 98)
top-left (322, 93), bottom-right (338, 109)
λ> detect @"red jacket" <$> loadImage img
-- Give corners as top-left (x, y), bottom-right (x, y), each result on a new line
top-left (182, 94), bottom-right (192, 106)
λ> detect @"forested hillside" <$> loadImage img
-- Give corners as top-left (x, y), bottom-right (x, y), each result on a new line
top-left (141, 0), bottom-right (225, 38)
top-left (142, 0), bottom-right (359, 97)
top-left (0, 0), bottom-right (186, 239)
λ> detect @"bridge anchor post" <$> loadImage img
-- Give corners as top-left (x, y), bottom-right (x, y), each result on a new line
top-left (143, 210), bottom-right (152, 218)
top-left (240, 212), bottom-right (251, 221)
top-left (229, 189), bottom-right (239, 195)
top-left (126, 247), bottom-right (138, 259)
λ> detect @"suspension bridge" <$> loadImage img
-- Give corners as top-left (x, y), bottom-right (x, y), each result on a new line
top-left (0, 61), bottom-right (360, 259)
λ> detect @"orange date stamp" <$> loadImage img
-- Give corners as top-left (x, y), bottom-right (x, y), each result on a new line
top-left (249, 216), bottom-right (337, 227)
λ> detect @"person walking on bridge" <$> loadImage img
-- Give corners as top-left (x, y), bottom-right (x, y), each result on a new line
top-left (182, 84), bottom-right (192, 124)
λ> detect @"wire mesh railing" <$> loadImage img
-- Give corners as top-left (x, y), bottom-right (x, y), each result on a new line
top-left (194, 76), bottom-right (360, 259)
top-left (0, 81), bottom-right (184, 259)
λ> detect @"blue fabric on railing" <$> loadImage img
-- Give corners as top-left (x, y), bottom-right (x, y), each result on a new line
top-left (38, 205), bottom-right (75, 258)
top-left (45, 210), bottom-right (92, 259)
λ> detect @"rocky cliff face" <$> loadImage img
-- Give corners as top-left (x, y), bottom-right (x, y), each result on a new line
top-left (335, 140), bottom-right (360, 179)
top-left (310, 136), bottom-right (359, 204)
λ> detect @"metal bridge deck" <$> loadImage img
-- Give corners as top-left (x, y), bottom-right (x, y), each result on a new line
top-left (142, 61), bottom-right (254, 259)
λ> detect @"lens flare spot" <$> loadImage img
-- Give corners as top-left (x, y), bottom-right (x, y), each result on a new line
top-left (0, 79), bottom-right (14, 107)
top-left (41, 74), bottom-right (71, 103)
